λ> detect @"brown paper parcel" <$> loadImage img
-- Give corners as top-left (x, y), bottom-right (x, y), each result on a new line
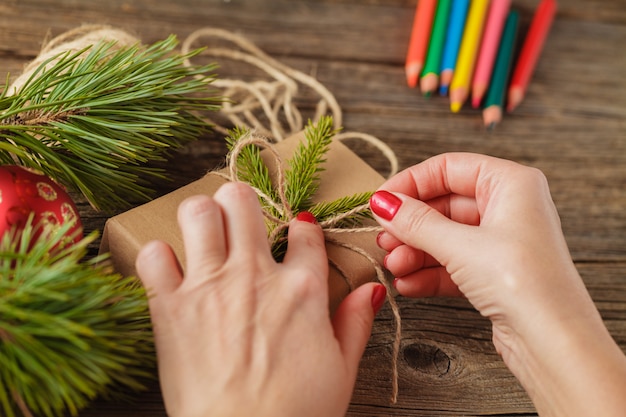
top-left (100, 131), bottom-right (388, 312)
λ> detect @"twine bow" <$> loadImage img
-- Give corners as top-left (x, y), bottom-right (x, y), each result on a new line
top-left (220, 131), bottom-right (401, 403)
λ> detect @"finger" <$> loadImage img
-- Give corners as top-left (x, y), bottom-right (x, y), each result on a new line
top-left (383, 244), bottom-right (439, 277)
top-left (377, 196), bottom-right (480, 241)
top-left (212, 182), bottom-right (272, 258)
top-left (380, 152), bottom-right (516, 203)
top-left (332, 282), bottom-right (381, 377)
top-left (394, 267), bottom-right (464, 298)
top-left (178, 194), bottom-right (227, 277)
top-left (426, 194), bottom-right (481, 225)
top-left (282, 212), bottom-right (328, 285)
top-left (370, 190), bottom-right (474, 266)
top-left (136, 240), bottom-right (184, 299)
top-left (376, 231), bottom-right (403, 252)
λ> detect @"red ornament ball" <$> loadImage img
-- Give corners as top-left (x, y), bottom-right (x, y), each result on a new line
top-left (0, 165), bottom-right (83, 243)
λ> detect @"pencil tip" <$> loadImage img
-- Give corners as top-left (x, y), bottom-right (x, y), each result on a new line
top-left (471, 97), bottom-right (481, 108)
top-left (424, 91), bottom-right (432, 99)
top-left (405, 64), bottom-right (421, 88)
top-left (450, 101), bottom-right (462, 113)
top-left (486, 122), bottom-right (496, 131)
top-left (439, 85), bottom-right (449, 96)
top-left (507, 88), bottom-right (524, 112)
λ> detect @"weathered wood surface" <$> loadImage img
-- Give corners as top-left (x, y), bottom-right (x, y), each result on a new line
top-left (1, 0), bottom-right (625, 416)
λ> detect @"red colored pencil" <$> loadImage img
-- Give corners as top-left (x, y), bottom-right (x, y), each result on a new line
top-left (405, 0), bottom-right (438, 88)
top-left (507, 0), bottom-right (557, 112)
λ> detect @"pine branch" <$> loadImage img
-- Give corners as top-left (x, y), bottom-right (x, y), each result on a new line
top-left (0, 35), bottom-right (221, 211)
top-left (309, 191), bottom-right (374, 226)
top-left (284, 116), bottom-right (337, 210)
top-left (0, 219), bottom-right (154, 417)
top-left (225, 127), bottom-right (277, 206)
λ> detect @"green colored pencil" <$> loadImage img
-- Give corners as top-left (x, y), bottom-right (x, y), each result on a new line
top-left (420, 0), bottom-right (452, 96)
top-left (483, 10), bottom-right (520, 129)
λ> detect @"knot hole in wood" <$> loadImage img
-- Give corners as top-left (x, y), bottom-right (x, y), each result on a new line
top-left (403, 343), bottom-right (451, 377)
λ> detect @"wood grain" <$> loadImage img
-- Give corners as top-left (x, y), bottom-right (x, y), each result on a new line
top-left (1, 1), bottom-right (624, 416)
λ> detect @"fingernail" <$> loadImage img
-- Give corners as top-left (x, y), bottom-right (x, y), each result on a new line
top-left (371, 284), bottom-right (387, 314)
top-left (376, 231), bottom-right (385, 247)
top-left (383, 253), bottom-right (390, 269)
top-left (392, 277), bottom-right (400, 289)
top-left (296, 211), bottom-right (317, 224)
top-left (370, 191), bottom-right (402, 221)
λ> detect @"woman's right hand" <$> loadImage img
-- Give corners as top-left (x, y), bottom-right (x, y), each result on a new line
top-left (369, 152), bottom-right (626, 416)
top-left (371, 153), bottom-right (586, 338)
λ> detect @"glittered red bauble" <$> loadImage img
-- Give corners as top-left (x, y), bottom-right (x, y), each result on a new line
top-left (0, 165), bottom-right (83, 243)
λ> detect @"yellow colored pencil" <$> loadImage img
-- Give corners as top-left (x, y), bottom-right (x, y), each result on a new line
top-left (449, 0), bottom-right (490, 113)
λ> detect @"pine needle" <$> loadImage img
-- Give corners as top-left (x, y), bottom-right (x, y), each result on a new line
top-left (309, 191), bottom-right (374, 226)
top-left (225, 127), bottom-right (277, 205)
top-left (0, 35), bottom-right (221, 211)
top-left (0, 218), bottom-right (154, 417)
top-left (284, 116), bottom-right (337, 209)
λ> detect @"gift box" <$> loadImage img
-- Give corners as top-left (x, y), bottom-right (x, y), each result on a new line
top-left (99, 131), bottom-right (389, 313)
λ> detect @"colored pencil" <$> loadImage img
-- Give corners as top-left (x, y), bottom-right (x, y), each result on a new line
top-left (405, 0), bottom-right (438, 88)
top-left (449, 0), bottom-right (490, 112)
top-left (507, 0), bottom-right (557, 112)
top-left (439, 0), bottom-right (470, 95)
top-left (483, 10), bottom-right (520, 129)
top-left (420, 0), bottom-right (453, 96)
top-left (471, 0), bottom-right (511, 108)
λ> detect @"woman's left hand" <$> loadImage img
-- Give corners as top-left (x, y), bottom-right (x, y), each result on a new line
top-left (136, 182), bottom-right (385, 417)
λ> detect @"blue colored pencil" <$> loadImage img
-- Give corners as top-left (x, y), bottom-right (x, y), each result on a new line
top-left (438, 0), bottom-right (470, 95)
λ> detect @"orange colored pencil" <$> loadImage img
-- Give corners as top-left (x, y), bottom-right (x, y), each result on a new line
top-left (507, 0), bottom-right (557, 112)
top-left (405, 0), bottom-right (438, 88)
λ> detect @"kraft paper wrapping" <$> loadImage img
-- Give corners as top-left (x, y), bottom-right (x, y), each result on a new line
top-left (100, 131), bottom-right (388, 313)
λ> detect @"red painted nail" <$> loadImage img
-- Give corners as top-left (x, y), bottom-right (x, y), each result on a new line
top-left (296, 211), bottom-right (317, 224)
top-left (370, 190), bottom-right (402, 221)
top-left (371, 284), bottom-right (387, 314)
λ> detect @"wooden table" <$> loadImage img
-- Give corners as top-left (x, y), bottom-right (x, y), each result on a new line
top-left (1, 1), bottom-right (624, 416)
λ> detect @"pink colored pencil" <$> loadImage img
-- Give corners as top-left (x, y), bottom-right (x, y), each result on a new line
top-left (471, 0), bottom-right (511, 108)
top-left (507, 0), bottom-right (557, 112)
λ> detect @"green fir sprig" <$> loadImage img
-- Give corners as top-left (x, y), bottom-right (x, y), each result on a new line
top-left (225, 126), bottom-right (277, 206)
top-left (226, 116), bottom-right (375, 258)
top-left (0, 219), bottom-right (154, 417)
top-left (0, 35), bottom-right (221, 211)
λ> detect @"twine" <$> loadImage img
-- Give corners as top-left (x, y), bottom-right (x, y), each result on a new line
top-left (7, 24), bottom-right (139, 96)
top-left (222, 132), bottom-right (401, 403)
top-left (181, 27), bottom-right (399, 178)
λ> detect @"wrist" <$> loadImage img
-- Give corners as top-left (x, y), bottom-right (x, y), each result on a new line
top-left (496, 301), bottom-right (626, 417)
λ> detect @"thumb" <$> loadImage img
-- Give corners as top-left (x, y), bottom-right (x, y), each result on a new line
top-left (332, 282), bottom-right (385, 377)
top-left (369, 190), bottom-right (473, 265)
